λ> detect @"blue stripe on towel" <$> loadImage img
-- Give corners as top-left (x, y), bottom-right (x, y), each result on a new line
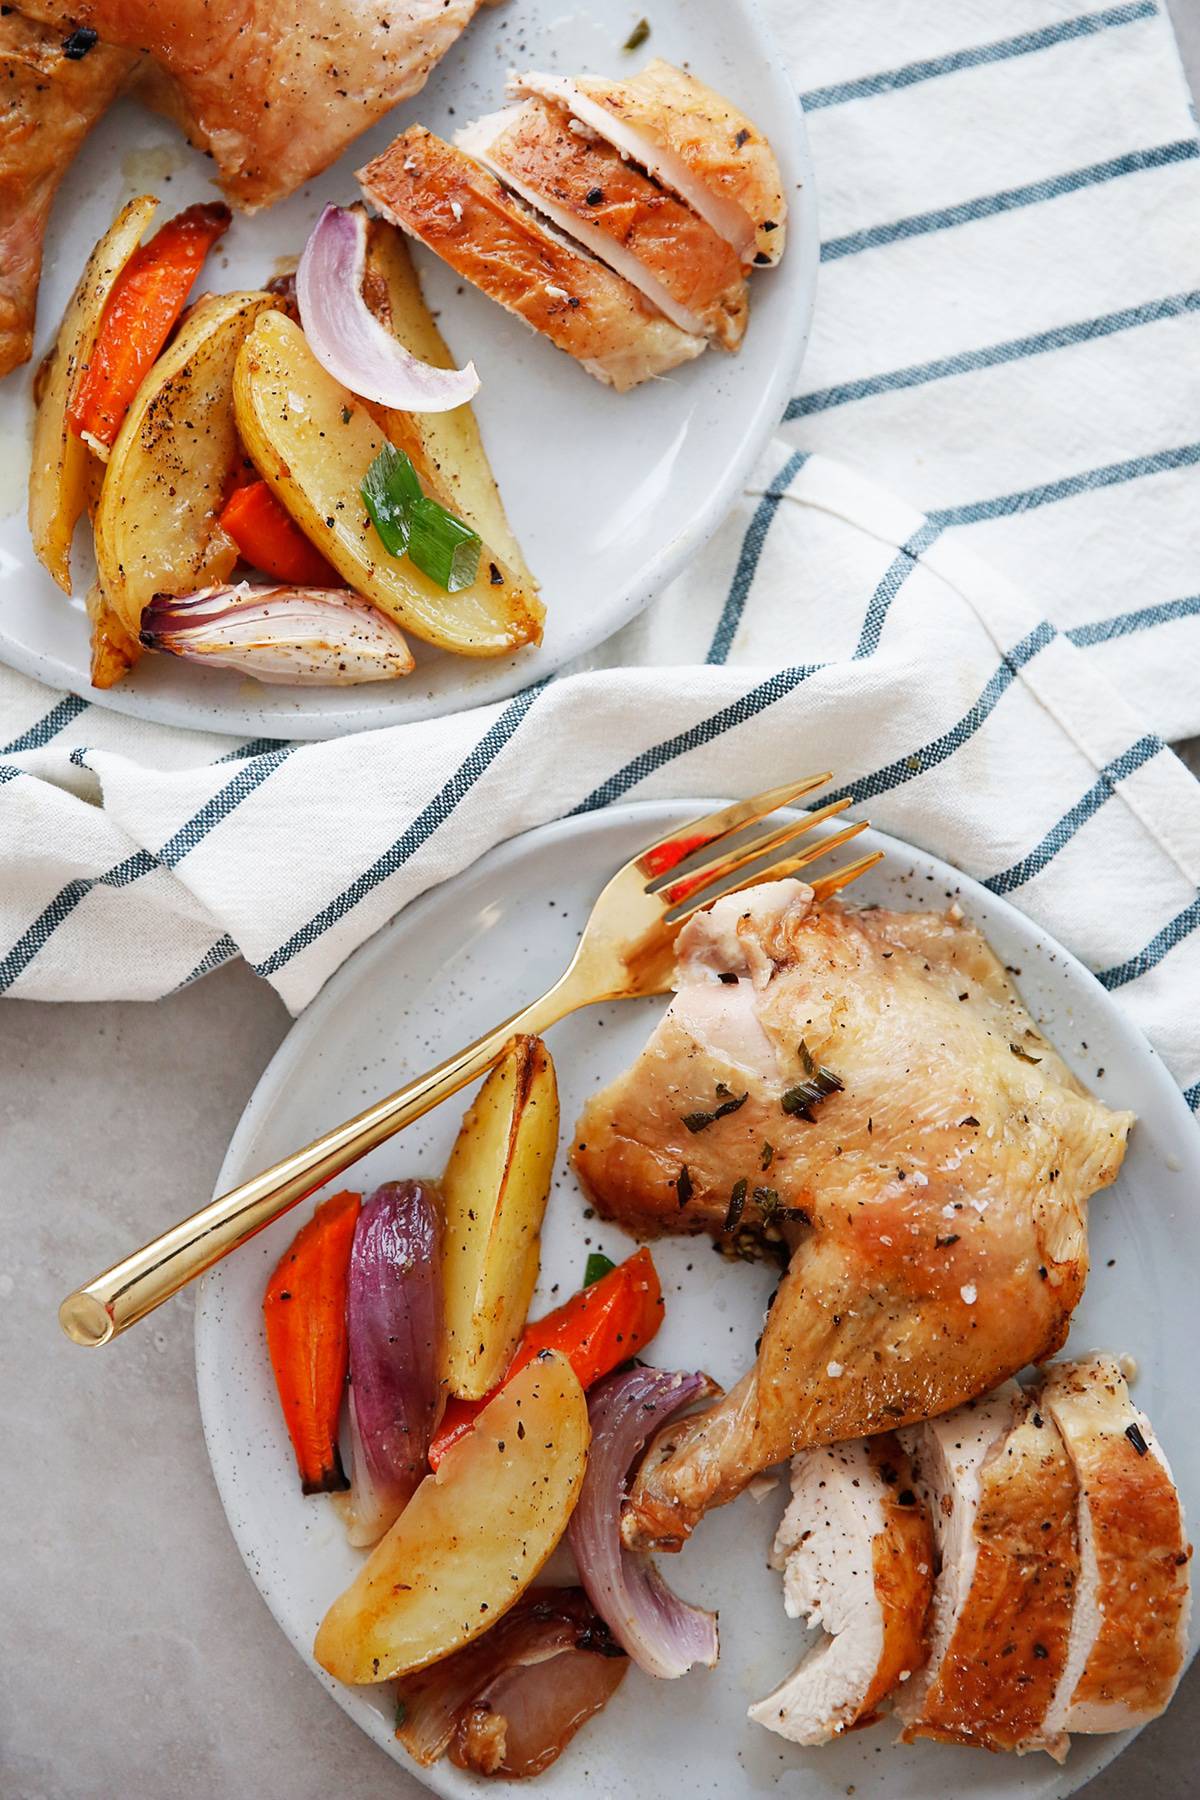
top-left (928, 442), bottom-right (1200, 529)
top-left (821, 140), bottom-right (1200, 262)
top-left (253, 681), bottom-right (546, 979)
top-left (706, 449), bottom-right (809, 664)
top-left (0, 695), bottom-right (89, 755)
top-left (798, 4), bottom-right (1156, 110)
top-left (576, 624), bottom-right (1053, 818)
top-left (985, 735), bottom-right (1163, 894)
top-left (787, 292), bottom-right (1200, 420)
top-left (0, 849), bottom-right (158, 994)
top-left (1066, 594), bottom-right (1200, 645)
top-left (1096, 895), bottom-right (1200, 988)
top-left (157, 746), bottom-right (296, 868)
top-left (854, 523), bottom-right (943, 658)
top-left (1183, 1080), bottom-right (1200, 1111)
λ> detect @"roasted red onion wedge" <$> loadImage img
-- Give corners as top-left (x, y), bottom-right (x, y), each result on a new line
top-left (568, 1366), bottom-right (720, 1678)
top-left (297, 203), bottom-right (479, 411)
top-left (336, 1181), bottom-right (445, 1548)
top-left (140, 584), bottom-right (414, 684)
top-left (395, 1588), bottom-right (627, 1777)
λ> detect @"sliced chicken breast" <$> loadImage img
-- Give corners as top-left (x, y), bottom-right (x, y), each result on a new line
top-left (899, 1385), bottom-right (1080, 1757)
top-left (457, 99), bottom-right (748, 350)
top-left (358, 127), bottom-right (706, 391)
top-left (0, 14), bottom-right (135, 377)
top-left (1039, 1353), bottom-right (1191, 1735)
top-left (515, 60), bottom-right (786, 267)
top-left (748, 1434), bottom-right (934, 1744)
top-left (20, 0), bottom-right (488, 211)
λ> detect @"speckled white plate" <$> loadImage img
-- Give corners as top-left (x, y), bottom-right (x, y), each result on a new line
top-left (196, 803), bottom-right (1200, 1797)
top-left (0, 0), bottom-right (816, 739)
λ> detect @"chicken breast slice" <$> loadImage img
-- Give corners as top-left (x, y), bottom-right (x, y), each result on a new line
top-left (515, 61), bottom-right (786, 267)
top-left (0, 13), bottom-right (135, 377)
top-left (749, 1434), bottom-right (934, 1744)
top-left (898, 1384), bottom-right (1080, 1757)
top-left (358, 127), bottom-right (706, 391)
top-left (1039, 1353), bottom-right (1191, 1735)
top-left (457, 99), bottom-right (748, 349)
top-left (20, 0), bottom-right (488, 211)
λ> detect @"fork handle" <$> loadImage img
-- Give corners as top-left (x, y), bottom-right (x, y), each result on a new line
top-left (58, 971), bottom-right (584, 1348)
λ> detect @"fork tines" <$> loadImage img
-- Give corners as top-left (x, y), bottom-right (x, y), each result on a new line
top-left (638, 776), bottom-right (880, 923)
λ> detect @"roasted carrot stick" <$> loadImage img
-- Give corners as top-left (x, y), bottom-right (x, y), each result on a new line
top-left (219, 479), bottom-right (343, 587)
top-left (69, 201), bottom-right (231, 448)
top-left (429, 1247), bottom-right (663, 1468)
top-left (264, 1190), bottom-right (361, 1494)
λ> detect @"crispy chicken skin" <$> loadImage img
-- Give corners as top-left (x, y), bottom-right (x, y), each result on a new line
top-left (569, 881), bottom-right (1133, 1552)
top-left (0, 12), bottom-right (134, 377)
top-left (19, 0), bottom-right (488, 210)
top-left (1039, 1353), bottom-right (1191, 1734)
top-left (516, 62), bottom-right (786, 267)
top-left (358, 126), bottom-right (706, 390)
top-left (459, 99), bottom-right (748, 349)
top-left (899, 1387), bottom-right (1080, 1757)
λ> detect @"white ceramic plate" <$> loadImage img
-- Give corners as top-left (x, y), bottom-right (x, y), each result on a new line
top-left (0, 1), bottom-right (815, 740)
top-left (196, 802), bottom-right (1199, 1798)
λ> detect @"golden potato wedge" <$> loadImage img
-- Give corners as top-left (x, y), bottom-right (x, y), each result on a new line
top-left (85, 583), bottom-right (142, 688)
top-left (314, 1351), bottom-right (588, 1685)
top-left (441, 1035), bottom-right (559, 1400)
top-left (94, 289), bottom-right (279, 638)
top-left (233, 311), bottom-right (544, 657)
top-left (29, 196), bottom-right (157, 593)
top-left (363, 216), bottom-right (536, 589)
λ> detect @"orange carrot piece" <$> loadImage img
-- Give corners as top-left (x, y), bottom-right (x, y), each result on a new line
top-left (219, 479), bottom-right (343, 587)
top-left (69, 201), bottom-right (231, 448)
top-left (264, 1190), bottom-right (361, 1494)
top-left (429, 1247), bottom-right (663, 1468)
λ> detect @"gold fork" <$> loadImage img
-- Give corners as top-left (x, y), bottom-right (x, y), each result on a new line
top-left (58, 776), bottom-right (881, 1347)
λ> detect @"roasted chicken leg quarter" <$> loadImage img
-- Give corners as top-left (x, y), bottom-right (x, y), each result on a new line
top-left (570, 881), bottom-right (1133, 1552)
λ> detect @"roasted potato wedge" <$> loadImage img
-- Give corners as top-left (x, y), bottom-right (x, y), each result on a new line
top-left (85, 583), bottom-right (142, 688)
top-left (94, 289), bottom-right (279, 639)
top-left (313, 1351), bottom-right (589, 1684)
top-left (233, 311), bottom-right (544, 657)
top-left (364, 216), bottom-right (536, 589)
top-left (29, 196), bottom-right (157, 592)
top-left (441, 1035), bottom-right (559, 1400)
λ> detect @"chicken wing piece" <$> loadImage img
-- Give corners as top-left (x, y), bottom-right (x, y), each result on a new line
top-left (20, 0), bottom-right (489, 211)
top-left (570, 881), bottom-right (1132, 1552)
top-left (0, 12), bottom-right (135, 377)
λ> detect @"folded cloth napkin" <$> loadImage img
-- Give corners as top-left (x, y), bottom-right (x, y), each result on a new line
top-left (2, 2), bottom-right (1200, 1112)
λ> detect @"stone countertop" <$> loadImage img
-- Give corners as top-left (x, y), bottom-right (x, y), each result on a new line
top-left (4, 8), bottom-right (1200, 1795)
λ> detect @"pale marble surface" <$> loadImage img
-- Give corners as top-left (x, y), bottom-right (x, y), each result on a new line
top-left (5, 7), bottom-right (1200, 1793)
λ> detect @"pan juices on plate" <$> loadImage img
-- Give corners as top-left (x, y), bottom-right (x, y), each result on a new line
top-left (358, 59), bottom-right (788, 390)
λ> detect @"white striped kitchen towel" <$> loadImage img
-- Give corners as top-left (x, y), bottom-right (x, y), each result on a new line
top-left (1, 0), bottom-right (1199, 1111)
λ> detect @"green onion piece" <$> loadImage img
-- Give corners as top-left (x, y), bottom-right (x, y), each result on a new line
top-left (407, 495), bottom-right (481, 592)
top-left (584, 1251), bottom-right (617, 1288)
top-left (624, 17), bottom-right (650, 51)
top-left (361, 443), bottom-right (422, 557)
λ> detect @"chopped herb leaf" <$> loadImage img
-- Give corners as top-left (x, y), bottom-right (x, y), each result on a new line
top-left (781, 1045), bottom-right (843, 1121)
top-left (718, 971), bottom-right (739, 985)
top-left (723, 1177), bottom-right (748, 1234)
top-left (675, 1164), bottom-right (694, 1209)
top-left (683, 1089), bottom-right (748, 1132)
top-left (1010, 1042), bottom-right (1043, 1065)
top-left (623, 17), bottom-right (650, 50)
top-left (760, 1141), bottom-right (775, 1171)
top-left (1125, 1422), bottom-right (1149, 1457)
top-left (754, 1185), bottom-right (779, 1216)
top-left (584, 1251), bottom-right (616, 1288)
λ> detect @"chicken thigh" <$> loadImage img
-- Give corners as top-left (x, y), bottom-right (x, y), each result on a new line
top-left (20, 0), bottom-right (489, 211)
top-left (571, 881), bottom-right (1132, 1552)
top-left (0, 13), bottom-right (134, 377)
